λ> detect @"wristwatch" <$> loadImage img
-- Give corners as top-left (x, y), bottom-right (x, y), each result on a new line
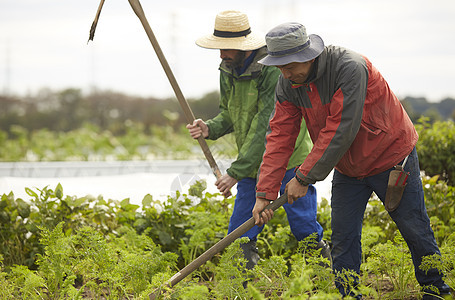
top-left (295, 176), bottom-right (309, 186)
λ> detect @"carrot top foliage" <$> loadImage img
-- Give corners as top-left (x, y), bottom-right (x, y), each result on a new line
top-left (0, 175), bottom-right (453, 299)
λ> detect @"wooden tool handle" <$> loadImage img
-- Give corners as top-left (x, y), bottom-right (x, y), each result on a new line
top-left (149, 193), bottom-right (288, 299)
top-left (127, 0), bottom-right (223, 179)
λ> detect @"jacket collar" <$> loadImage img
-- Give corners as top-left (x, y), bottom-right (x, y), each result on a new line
top-left (312, 47), bottom-right (327, 82)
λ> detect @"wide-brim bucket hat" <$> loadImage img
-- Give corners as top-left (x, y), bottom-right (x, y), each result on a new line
top-left (258, 22), bottom-right (324, 66)
top-left (196, 10), bottom-right (265, 51)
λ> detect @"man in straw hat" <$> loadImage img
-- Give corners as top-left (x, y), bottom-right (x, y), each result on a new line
top-left (187, 11), bottom-right (330, 270)
top-left (252, 22), bottom-right (451, 299)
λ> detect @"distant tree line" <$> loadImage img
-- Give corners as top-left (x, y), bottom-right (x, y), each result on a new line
top-left (0, 88), bottom-right (221, 135)
top-left (0, 88), bottom-right (454, 136)
top-left (401, 96), bottom-right (455, 123)
top-left (1, 89), bottom-right (454, 184)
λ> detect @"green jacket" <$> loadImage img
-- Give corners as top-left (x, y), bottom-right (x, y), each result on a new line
top-left (206, 47), bottom-right (313, 180)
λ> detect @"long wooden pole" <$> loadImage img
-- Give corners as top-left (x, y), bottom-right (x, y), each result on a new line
top-left (127, 0), bottom-right (223, 180)
top-left (149, 193), bottom-right (288, 299)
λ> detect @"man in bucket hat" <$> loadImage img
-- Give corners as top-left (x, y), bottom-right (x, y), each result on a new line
top-left (252, 22), bottom-right (451, 299)
top-left (187, 12), bottom-right (330, 271)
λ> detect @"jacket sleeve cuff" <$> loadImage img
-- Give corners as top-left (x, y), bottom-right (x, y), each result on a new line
top-left (205, 123), bottom-right (215, 140)
top-left (296, 169), bottom-right (315, 185)
top-left (256, 191), bottom-right (278, 201)
top-left (226, 168), bottom-right (241, 181)
top-left (295, 175), bottom-right (309, 186)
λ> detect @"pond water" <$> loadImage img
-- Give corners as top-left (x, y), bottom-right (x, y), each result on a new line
top-left (0, 160), bottom-right (333, 205)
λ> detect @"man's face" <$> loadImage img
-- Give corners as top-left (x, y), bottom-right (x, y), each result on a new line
top-left (220, 49), bottom-right (246, 69)
top-left (276, 60), bottom-right (315, 84)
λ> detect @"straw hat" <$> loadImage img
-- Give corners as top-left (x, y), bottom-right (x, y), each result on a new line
top-left (196, 10), bottom-right (265, 51)
top-left (258, 22), bottom-right (324, 66)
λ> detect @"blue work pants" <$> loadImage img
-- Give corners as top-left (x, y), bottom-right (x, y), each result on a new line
top-left (331, 147), bottom-right (446, 295)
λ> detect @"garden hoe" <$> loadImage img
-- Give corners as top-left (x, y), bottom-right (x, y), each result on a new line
top-left (148, 193), bottom-right (288, 299)
top-left (384, 155), bottom-right (409, 212)
top-left (88, 0), bottom-right (228, 194)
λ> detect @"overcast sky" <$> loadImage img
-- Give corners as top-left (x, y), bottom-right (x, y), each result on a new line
top-left (1, 0), bottom-right (454, 102)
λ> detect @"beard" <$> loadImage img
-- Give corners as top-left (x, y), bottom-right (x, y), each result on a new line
top-left (223, 51), bottom-right (246, 69)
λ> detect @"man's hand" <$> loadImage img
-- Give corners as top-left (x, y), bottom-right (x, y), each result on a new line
top-left (285, 177), bottom-right (309, 204)
top-left (252, 197), bottom-right (273, 226)
top-left (186, 119), bottom-right (209, 139)
top-left (215, 173), bottom-right (236, 198)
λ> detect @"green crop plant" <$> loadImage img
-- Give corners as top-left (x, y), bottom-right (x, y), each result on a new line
top-left (0, 174), bottom-right (454, 298)
top-left (210, 237), bottom-right (251, 299)
top-left (419, 232), bottom-right (455, 298)
top-left (415, 118), bottom-right (455, 185)
top-left (423, 175), bottom-right (455, 245)
top-left (363, 233), bottom-right (419, 299)
top-left (288, 235), bottom-right (336, 296)
top-left (35, 222), bottom-right (79, 298)
top-left (252, 255), bottom-right (290, 298)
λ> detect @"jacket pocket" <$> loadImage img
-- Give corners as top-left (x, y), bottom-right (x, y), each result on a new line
top-left (338, 121), bottom-right (387, 174)
top-left (360, 121), bottom-right (382, 135)
top-left (360, 117), bottom-right (389, 135)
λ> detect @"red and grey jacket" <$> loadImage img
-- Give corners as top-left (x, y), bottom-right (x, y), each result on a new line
top-left (256, 45), bottom-right (418, 200)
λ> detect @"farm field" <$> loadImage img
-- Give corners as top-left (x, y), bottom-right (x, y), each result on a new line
top-left (0, 174), bottom-right (453, 299)
top-left (0, 120), bottom-right (454, 299)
